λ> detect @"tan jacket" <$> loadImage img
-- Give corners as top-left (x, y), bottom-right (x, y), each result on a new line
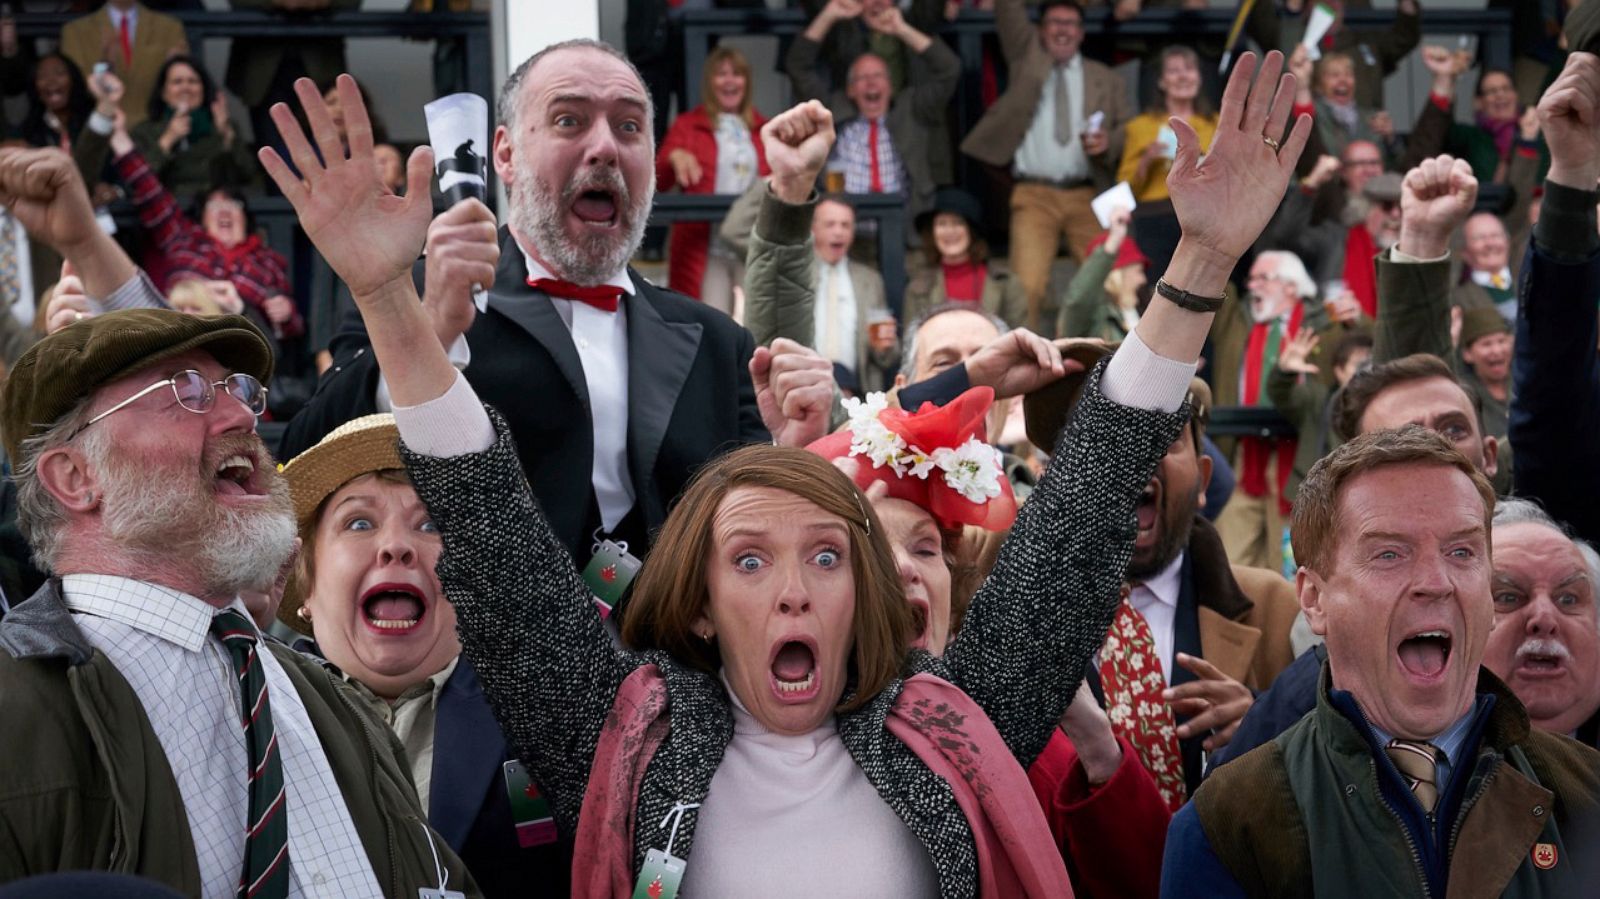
top-left (960, 0), bottom-right (1131, 182)
top-left (60, 4), bottom-right (189, 128)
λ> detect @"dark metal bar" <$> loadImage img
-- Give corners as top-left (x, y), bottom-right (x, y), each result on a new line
top-left (1207, 406), bottom-right (1297, 439)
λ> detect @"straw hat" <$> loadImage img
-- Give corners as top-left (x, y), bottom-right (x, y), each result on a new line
top-left (276, 413), bottom-right (405, 633)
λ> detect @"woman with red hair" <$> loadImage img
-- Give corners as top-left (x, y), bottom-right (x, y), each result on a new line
top-left (656, 46), bottom-right (769, 312)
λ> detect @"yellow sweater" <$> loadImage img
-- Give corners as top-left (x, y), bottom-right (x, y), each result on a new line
top-left (1116, 111), bottom-right (1219, 202)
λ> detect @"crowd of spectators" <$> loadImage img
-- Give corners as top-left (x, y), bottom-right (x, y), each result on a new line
top-left (0, 0), bottom-right (1597, 897)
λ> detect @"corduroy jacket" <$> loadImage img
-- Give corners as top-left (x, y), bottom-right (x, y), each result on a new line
top-left (403, 366), bottom-right (1189, 898)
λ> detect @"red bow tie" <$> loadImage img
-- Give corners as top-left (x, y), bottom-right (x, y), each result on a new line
top-left (527, 277), bottom-right (624, 313)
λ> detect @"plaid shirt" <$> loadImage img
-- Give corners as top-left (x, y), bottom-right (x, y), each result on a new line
top-left (832, 116), bottom-right (907, 196)
top-left (116, 150), bottom-right (302, 337)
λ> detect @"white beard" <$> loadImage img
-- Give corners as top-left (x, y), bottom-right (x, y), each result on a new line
top-left (89, 429), bottom-right (296, 597)
top-left (509, 161), bottom-right (654, 286)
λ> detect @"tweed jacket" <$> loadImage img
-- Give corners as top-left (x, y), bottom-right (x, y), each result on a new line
top-left (402, 366), bottom-right (1189, 898)
top-left (786, 31), bottom-right (960, 222)
top-left (59, 3), bottom-right (188, 128)
top-left (959, 0), bottom-right (1131, 183)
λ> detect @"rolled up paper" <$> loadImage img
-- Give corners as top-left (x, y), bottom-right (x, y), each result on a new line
top-left (425, 92), bottom-right (490, 207)
top-left (424, 92), bottom-right (492, 310)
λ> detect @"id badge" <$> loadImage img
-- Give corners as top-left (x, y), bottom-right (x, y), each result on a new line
top-left (630, 848), bottom-right (686, 899)
top-left (502, 760), bottom-right (558, 848)
top-left (581, 539), bottom-right (642, 619)
top-left (419, 890), bottom-right (466, 899)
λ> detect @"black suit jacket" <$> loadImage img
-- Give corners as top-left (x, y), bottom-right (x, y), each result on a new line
top-left (432, 656), bottom-right (572, 898)
top-left (278, 228), bottom-right (770, 564)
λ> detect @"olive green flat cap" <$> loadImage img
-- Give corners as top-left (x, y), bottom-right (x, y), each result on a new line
top-left (1, 308), bottom-right (273, 461)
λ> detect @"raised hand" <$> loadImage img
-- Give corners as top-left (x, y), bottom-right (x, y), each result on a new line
top-left (259, 74), bottom-right (435, 300)
top-left (1166, 652), bottom-right (1254, 752)
top-left (422, 198), bottom-right (499, 349)
top-left (44, 271), bottom-right (92, 334)
top-left (1277, 328), bottom-right (1321, 375)
top-left (1167, 51), bottom-right (1313, 291)
top-left (1104, 205), bottom-right (1131, 254)
top-left (1368, 110), bottom-right (1395, 141)
top-left (1539, 52), bottom-right (1600, 189)
top-left (1420, 45), bottom-right (1455, 78)
top-left (1288, 44), bottom-right (1314, 104)
top-left (1518, 105), bottom-right (1540, 142)
top-left (1398, 154), bottom-right (1477, 259)
top-left (761, 99), bottom-right (835, 204)
top-left (1302, 153), bottom-right (1341, 190)
top-left (751, 338), bottom-right (836, 447)
top-left (864, 4), bottom-right (906, 35)
top-left (0, 149), bottom-right (103, 258)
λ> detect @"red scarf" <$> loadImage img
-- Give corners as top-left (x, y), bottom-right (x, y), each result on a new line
top-left (1239, 302), bottom-right (1303, 516)
top-left (1341, 224), bottom-right (1379, 319)
top-left (218, 234), bottom-right (264, 268)
top-left (942, 260), bottom-right (987, 304)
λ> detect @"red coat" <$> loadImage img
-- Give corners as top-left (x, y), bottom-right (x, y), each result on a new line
top-left (1027, 729), bottom-right (1172, 899)
top-left (655, 105), bottom-right (769, 299)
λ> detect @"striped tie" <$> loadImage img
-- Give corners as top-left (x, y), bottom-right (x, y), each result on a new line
top-left (211, 609), bottom-right (291, 899)
top-left (1385, 738), bottom-right (1442, 816)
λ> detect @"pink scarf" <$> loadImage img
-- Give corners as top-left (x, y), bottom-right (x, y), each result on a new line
top-left (572, 667), bottom-right (1073, 898)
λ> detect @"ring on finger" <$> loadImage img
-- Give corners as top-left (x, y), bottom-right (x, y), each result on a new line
top-left (1262, 135), bottom-right (1282, 152)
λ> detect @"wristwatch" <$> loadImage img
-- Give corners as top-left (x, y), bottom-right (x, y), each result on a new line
top-left (1154, 278), bottom-right (1226, 314)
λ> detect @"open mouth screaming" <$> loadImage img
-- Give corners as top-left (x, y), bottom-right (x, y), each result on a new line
top-left (1396, 629), bottom-right (1453, 680)
top-left (770, 637), bottom-right (820, 701)
top-left (362, 582), bottom-right (427, 633)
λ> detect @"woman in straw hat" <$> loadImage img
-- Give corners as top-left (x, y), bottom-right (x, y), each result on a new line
top-left (277, 414), bottom-right (569, 898)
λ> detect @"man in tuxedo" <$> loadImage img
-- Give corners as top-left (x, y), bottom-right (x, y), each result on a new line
top-left (279, 40), bottom-right (833, 575)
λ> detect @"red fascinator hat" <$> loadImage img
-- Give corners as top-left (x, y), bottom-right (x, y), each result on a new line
top-left (807, 386), bottom-right (1018, 532)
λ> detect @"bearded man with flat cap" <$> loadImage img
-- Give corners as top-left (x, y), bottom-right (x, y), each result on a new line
top-left (0, 304), bottom-right (479, 895)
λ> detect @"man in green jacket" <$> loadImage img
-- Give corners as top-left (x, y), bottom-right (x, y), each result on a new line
top-left (0, 147), bottom-right (479, 899)
top-left (1164, 426), bottom-right (1600, 897)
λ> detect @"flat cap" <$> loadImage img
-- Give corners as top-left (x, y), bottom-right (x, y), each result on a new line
top-left (1361, 172), bottom-right (1404, 205)
top-left (1459, 307), bottom-right (1512, 349)
top-left (1, 309), bottom-right (273, 461)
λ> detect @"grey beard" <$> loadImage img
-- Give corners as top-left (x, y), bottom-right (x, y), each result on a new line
top-left (510, 168), bottom-right (653, 285)
top-left (90, 432), bottom-right (297, 596)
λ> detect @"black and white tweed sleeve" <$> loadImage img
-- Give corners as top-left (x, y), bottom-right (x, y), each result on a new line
top-left (940, 359), bottom-right (1190, 770)
top-left (401, 407), bottom-right (638, 833)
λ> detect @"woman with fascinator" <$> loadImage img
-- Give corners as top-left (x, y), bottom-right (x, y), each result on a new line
top-left (266, 51), bottom-right (1312, 897)
top-left (811, 386), bottom-right (1174, 899)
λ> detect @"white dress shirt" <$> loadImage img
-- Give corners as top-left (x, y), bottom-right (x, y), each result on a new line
top-left (107, 4), bottom-right (138, 43)
top-left (814, 258), bottom-right (859, 369)
top-left (379, 241), bottom-right (639, 532)
top-left (1014, 54), bottom-right (1091, 182)
top-left (62, 574), bottom-right (383, 899)
top-left (1128, 550), bottom-right (1185, 684)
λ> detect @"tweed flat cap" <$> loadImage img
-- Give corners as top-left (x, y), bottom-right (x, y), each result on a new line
top-left (1, 309), bottom-right (273, 461)
top-left (1361, 172), bottom-right (1404, 205)
top-left (1459, 307), bottom-right (1512, 349)
top-left (1023, 339), bottom-right (1210, 455)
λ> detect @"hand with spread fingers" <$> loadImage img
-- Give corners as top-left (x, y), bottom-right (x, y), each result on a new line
top-left (1167, 51), bottom-right (1313, 280)
top-left (963, 328), bottom-right (1079, 399)
top-left (1165, 652), bottom-right (1254, 752)
top-left (258, 73), bottom-right (436, 301)
top-left (260, 72), bottom-right (455, 408)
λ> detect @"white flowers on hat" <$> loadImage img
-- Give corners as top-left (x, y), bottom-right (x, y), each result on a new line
top-left (842, 393), bottom-right (1006, 505)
